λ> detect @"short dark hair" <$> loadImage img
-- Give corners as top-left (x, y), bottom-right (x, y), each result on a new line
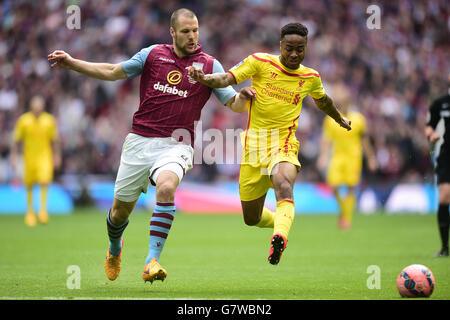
top-left (170, 8), bottom-right (197, 30)
top-left (280, 23), bottom-right (308, 40)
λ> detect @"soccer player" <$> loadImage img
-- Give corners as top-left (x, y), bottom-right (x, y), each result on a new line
top-left (425, 77), bottom-right (450, 257)
top-left (187, 22), bottom-right (351, 265)
top-left (48, 8), bottom-right (253, 282)
top-left (11, 95), bottom-right (61, 227)
top-left (317, 83), bottom-right (377, 230)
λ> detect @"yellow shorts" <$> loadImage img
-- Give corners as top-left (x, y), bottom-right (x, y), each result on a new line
top-left (23, 161), bottom-right (53, 186)
top-left (326, 157), bottom-right (361, 187)
top-left (239, 149), bottom-right (301, 202)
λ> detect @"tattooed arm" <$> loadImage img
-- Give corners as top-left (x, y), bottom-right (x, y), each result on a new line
top-left (314, 94), bottom-right (352, 131)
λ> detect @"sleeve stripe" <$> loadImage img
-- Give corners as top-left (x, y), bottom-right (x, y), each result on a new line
top-left (243, 99), bottom-right (253, 151)
top-left (228, 70), bottom-right (238, 83)
top-left (283, 115), bottom-right (300, 153)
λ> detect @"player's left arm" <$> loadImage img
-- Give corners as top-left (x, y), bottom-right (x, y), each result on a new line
top-left (52, 139), bottom-right (62, 170)
top-left (313, 94), bottom-right (351, 131)
top-left (361, 133), bottom-right (377, 172)
top-left (10, 140), bottom-right (21, 171)
top-left (225, 87), bottom-right (256, 113)
top-left (10, 118), bottom-right (24, 170)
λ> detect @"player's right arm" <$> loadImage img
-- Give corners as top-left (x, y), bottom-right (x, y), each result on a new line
top-left (48, 50), bottom-right (127, 81)
top-left (187, 67), bottom-right (236, 88)
top-left (187, 54), bottom-right (258, 88)
top-left (225, 87), bottom-right (256, 113)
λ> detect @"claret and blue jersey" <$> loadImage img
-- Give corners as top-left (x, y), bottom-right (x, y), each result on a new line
top-left (120, 44), bottom-right (236, 143)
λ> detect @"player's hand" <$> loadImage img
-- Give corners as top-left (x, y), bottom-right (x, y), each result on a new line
top-left (48, 50), bottom-right (74, 69)
top-left (424, 126), bottom-right (440, 145)
top-left (53, 153), bottom-right (62, 171)
top-left (239, 87), bottom-right (256, 100)
top-left (338, 116), bottom-right (351, 131)
top-left (186, 66), bottom-right (206, 83)
top-left (428, 131), bottom-right (440, 145)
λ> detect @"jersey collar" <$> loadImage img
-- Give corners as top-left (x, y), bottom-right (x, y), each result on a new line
top-left (170, 44), bottom-right (203, 58)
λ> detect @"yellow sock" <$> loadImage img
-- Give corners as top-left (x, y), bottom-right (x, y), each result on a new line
top-left (342, 192), bottom-right (356, 224)
top-left (273, 199), bottom-right (295, 239)
top-left (335, 193), bottom-right (344, 218)
top-left (26, 187), bottom-right (34, 213)
top-left (40, 185), bottom-right (48, 213)
top-left (255, 207), bottom-right (275, 228)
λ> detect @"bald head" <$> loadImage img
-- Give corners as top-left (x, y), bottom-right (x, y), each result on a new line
top-left (169, 8), bottom-right (199, 57)
top-left (170, 8), bottom-right (197, 31)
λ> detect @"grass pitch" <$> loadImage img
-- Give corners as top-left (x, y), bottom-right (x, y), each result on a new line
top-left (0, 208), bottom-right (449, 300)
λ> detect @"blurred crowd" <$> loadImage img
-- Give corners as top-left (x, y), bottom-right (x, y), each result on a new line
top-left (0, 0), bottom-right (449, 186)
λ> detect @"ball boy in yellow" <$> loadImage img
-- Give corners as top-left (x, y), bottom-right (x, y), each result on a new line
top-left (11, 96), bottom-right (61, 226)
top-left (318, 84), bottom-right (377, 229)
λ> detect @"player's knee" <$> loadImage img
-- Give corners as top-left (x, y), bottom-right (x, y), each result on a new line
top-left (156, 180), bottom-right (177, 201)
top-left (274, 180), bottom-right (293, 199)
top-left (243, 214), bottom-right (260, 226)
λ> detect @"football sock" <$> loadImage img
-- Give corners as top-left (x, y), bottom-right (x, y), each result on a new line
top-left (40, 185), bottom-right (48, 213)
top-left (256, 207), bottom-right (275, 228)
top-left (106, 210), bottom-right (129, 256)
top-left (437, 204), bottom-right (449, 249)
top-left (146, 202), bottom-right (176, 264)
top-left (336, 193), bottom-right (344, 219)
top-left (273, 199), bottom-right (295, 239)
top-left (342, 192), bottom-right (356, 224)
top-left (26, 187), bottom-right (33, 213)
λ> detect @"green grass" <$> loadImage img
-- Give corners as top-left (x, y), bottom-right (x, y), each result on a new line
top-left (0, 208), bottom-right (449, 300)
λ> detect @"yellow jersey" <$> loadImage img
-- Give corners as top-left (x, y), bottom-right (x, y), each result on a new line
top-left (229, 53), bottom-right (326, 165)
top-left (13, 111), bottom-right (58, 165)
top-left (323, 110), bottom-right (366, 161)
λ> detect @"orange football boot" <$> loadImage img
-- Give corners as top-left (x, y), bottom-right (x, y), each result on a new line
top-left (104, 238), bottom-right (124, 281)
top-left (142, 258), bottom-right (167, 284)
